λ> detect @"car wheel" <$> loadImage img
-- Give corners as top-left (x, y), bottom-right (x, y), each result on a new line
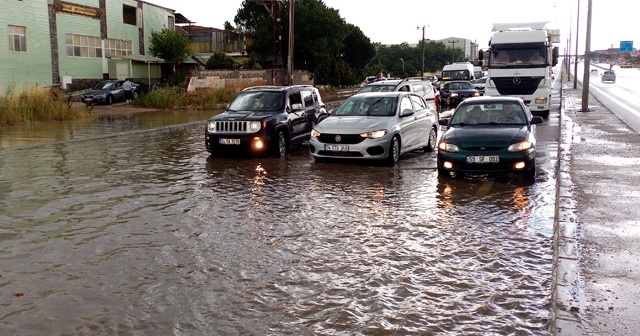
top-left (106, 95), bottom-right (113, 105)
top-left (524, 160), bottom-right (536, 180)
top-left (424, 127), bottom-right (437, 152)
top-left (386, 136), bottom-right (400, 165)
top-left (132, 91), bottom-right (139, 100)
top-left (272, 130), bottom-right (287, 157)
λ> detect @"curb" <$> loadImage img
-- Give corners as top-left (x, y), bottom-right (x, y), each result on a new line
top-left (551, 72), bottom-right (584, 335)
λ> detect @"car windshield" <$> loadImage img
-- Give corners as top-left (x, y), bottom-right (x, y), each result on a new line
top-left (92, 82), bottom-right (113, 90)
top-left (450, 103), bottom-right (526, 125)
top-left (333, 96), bottom-right (397, 117)
top-left (357, 84), bottom-right (397, 93)
top-left (449, 82), bottom-right (473, 90)
top-left (228, 91), bottom-right (285, 112)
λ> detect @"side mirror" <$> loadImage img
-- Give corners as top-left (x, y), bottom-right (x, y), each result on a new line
top-left (439, 118), bottom-right (449, 126)
top-left (400, 109), bottom-right (415, 117)
top-left (291, 103), bottom-right (303, 111)
top-left (530, 116), bottom-right (544, 124)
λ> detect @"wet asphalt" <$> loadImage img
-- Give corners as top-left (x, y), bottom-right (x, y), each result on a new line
top-left (552, 68), bottom-right (640, 335)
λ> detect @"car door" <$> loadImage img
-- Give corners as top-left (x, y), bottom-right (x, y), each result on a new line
top-left (111, 81), bottom-right (126, 101)
top-left (408, 94), bottom-right (431, 148)
top-left (286, 90), bottom-right (310, 142)
top-left (398, 95), bottom-right (420, 151)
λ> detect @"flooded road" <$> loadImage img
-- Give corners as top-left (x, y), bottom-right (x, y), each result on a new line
top-left (0, 91), bottom-right (562, 335)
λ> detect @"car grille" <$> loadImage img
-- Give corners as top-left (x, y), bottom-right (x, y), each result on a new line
top-left (493, 76), bottom-right (543, 96)
top-left (210, 121), bottom-right (250, 133)
top-left (317, 133), bottom-right (364, 144)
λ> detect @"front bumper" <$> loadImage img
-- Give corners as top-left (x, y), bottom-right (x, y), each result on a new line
top-left (205, 132), bottom-right (271, 154)
top-left (309, 135), bottom-right (391, 161)
top-left (437, 148), bottom-right (536, 174)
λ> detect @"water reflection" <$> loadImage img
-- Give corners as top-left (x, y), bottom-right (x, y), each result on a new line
top-left (0, 127), bottom-right (556, 335)
top-left (0, 109), bottom-right (217, 149)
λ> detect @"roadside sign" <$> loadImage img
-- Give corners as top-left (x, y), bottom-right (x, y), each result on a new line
top-left (620, 41), bottom-right (633, 52)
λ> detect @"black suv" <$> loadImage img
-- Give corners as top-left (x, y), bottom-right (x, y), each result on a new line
top-left (205, 85), bottom-right (328, 156)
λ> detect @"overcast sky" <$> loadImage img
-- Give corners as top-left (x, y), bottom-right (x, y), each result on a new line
top-left (146, 0), bottom-right (638, 54)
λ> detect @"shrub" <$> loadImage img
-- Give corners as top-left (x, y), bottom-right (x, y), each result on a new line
top-left (0, 86), bottom-right (92, 126)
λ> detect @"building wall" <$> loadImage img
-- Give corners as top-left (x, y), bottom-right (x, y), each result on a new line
top-left (55, 2), bottom-right (104, 83)
top-left (0, 0), bottom-right (53, 90)
top-left (187, 69), bottom-right (314, 92)
top-left (1, 0), bottom-right (173, 92)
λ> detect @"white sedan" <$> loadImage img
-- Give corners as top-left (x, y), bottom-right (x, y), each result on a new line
top-left (309, 92), bottom-right (438, 165)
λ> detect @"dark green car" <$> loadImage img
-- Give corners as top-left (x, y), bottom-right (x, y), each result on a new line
top-left (437, 96), bottom-right (543, 180)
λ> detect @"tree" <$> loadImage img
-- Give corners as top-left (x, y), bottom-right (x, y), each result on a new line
top-left (148, 28), bottom-right (190, 83)
top-left (205, 51), bottom-right (239, 69)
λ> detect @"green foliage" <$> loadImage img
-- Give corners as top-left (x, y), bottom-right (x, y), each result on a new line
top-left (0, 86), bottom-right (92, 126)
top-left (148, 28), bottom-right (190, 65)
top-left (135, 86), bottom-right (186, 110)
top-left (205, 51), bottom-right (240, 69)
top-left (231, 0), bottom-right (470, 85)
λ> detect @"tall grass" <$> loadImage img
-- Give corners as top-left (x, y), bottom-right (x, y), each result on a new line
top-left (0, 86), bottom-right (92, 126)
top-left (135, 80), bottom-right (267, 110)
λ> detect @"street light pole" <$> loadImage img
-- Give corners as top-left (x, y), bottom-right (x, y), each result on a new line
top-left (580, 0), bottom-right (592, 112)
top-left (400, 58), bottom-right (405, 77)
top-left (573, 0), bottom-right (580, 89)
top-left (448, 39), bottom-right (459, 63)
top-left (417, 25), bottom-right (426, 76)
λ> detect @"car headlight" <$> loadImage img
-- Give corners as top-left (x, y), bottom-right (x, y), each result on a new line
top-left (450, 93), bottom-right (459, 97)
top-left (311, 129), bottom-right (321, 138)
top-left (249, 121), bottom-right (261, 132)
top-left (360, 130), bottom-right (387, 139)
top-left (207, 121), bottom-right (216, 132)
top-left (95, 93), bottom-right (106, 98)
top-left (438, 142), bottom-right (459, 152)
top-left (472, 92), bottom-right (480, 97)
top-left (534, 96), bottom-right (547, 104)
top-left (508, 141), bottom-right (533, 152)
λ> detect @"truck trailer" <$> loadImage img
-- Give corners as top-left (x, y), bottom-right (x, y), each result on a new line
top-left (479, 22), bottom-right (559, 118)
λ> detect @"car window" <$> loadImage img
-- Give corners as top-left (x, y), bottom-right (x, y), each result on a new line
top-left (333, 97), bottom-right (396, 117)
top-left (289, 92), bottom-right (302, 108)
top-left (397, 85), bottom-right (410, 92)
top-left (400, 96), bottom-right (413, 114)
top-left (409, 95), bottom-right (426, 110)
top-left (301, 90), bottom-right (314, 107)
top-left (228, 91), bottom-right (285, 112)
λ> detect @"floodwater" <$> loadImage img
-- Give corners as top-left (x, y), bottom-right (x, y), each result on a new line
top-left (0, 108), bottom-right (558, 335)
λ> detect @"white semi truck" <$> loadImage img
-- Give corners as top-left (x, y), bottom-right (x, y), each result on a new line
top-left (479, 22), bottom-right (559, 118)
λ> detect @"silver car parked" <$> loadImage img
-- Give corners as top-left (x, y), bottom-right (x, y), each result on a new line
top-left (309, 92), bottom-right (438, 165)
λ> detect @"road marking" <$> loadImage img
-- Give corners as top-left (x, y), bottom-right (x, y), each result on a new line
top-left (589, 84), bottom-right (640, 118)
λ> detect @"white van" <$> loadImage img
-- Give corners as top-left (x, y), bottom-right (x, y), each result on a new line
top-left (440, 62), bottom-right (476, 85)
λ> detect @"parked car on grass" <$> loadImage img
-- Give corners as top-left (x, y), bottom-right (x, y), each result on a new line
top-left (437, 96), bottom-right (543, 180)
top-left (439, 80), bottom-right (480, 107)
top-left (205, 85), bottom-right (328, 157)
top-left (309, 91), bottom-right (438, 165)
top-left (81, 80), bottom-right (140, 105)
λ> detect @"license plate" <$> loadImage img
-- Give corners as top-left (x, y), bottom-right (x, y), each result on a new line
top-left (466, 155), bottom-right (499, 164)
top-left (219, 138), bottom-right (240, 145)
top-left (324, 144), bottom-right (349, 151)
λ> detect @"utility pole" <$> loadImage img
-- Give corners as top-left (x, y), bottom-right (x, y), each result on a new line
top-left (417, 25), bottom-right (426, 76)
top-left (573, 0), bottom-right (580, 89)
top-left (287, 0), bottom-right (294, 85)
top-left (448, 39), bottom-right (459, 63)
top-left (580, 0), bottom-right (592, 112)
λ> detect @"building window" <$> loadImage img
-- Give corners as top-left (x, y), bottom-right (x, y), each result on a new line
top-left (66, 34), bottom-right (102, 58)
top-left (105, 38), bottom-right (132, 57)
top-left (123, 5), bottom-right (137, 26)
top-left (8, 25), bottom-right (27, 52)
top-left (168, 16), bottom-right (175, 30)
